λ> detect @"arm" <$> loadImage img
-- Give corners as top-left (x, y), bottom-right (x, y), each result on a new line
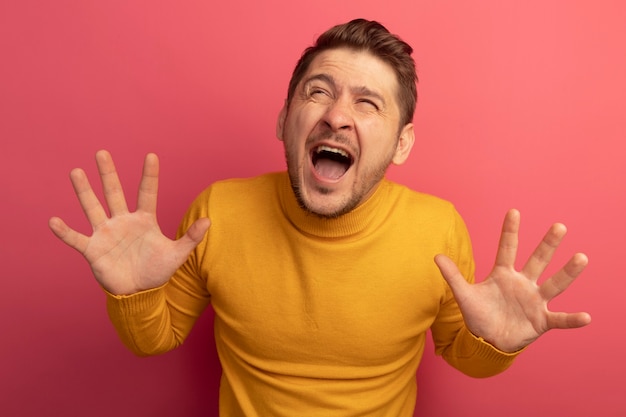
top-left (435, 209), bottom-right (591, 354)
top-left (429, 208), bottom-right (519, 378)
top-left (49, 150), bottom-right (211, 354)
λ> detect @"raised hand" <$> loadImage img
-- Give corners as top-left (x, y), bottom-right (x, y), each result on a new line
top-left (49, 150), bottom-right (210, 295)
top-left (435, 209), bottom-right (591, 353)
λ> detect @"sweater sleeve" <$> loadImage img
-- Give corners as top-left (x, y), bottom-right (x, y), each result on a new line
top-left (430, 208), bottom-right (521, 377)
top-left (105, 189), bottom-right (212, 356)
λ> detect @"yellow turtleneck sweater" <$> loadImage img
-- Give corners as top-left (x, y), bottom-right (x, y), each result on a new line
top-left (106, 172), bottom-right (519, 416)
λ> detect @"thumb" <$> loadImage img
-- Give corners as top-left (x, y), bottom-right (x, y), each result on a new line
top-left (178, 217), bottom-right (211, 250)
top-left (434, 254), bottom-right (471, 299)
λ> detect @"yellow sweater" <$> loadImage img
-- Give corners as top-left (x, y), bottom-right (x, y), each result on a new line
top-left (107, 172), bottom-right (519, 416)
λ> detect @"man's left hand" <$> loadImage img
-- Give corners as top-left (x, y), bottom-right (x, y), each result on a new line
top-left (435, 209), bottom-right (591, 353)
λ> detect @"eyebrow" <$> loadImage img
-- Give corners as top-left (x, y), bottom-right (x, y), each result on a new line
top-left (303, 73), bottom-right (386, 105)
top-left (303, 73), bottom-right (336, 90)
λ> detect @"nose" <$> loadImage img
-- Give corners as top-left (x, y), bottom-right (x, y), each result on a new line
top-left (322, 97), bottom-right (354, 132)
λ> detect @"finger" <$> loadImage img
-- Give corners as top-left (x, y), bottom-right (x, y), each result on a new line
top-left (95, 150), bottom-right (129, 216)
top-left (180, 218), bottom-right (211, 246)
top-left (48, 216), bottom-right (90, 254)
top-left (494, 209), bottom-right (520, 268)
top-left (434, 254), bottom-right (471, 302)
top-left (70, 167), bottom-right (108, 227)
top-left (172, 218), bottom-right (211, 261)
top-left (136, 153), bottom-right (159, 213)
top-left (547, 311), bottom-right (592, 330)
top-left (521, 223), bottom-right (567, 281)
top-left (539, 252), bottom-right (588, 300)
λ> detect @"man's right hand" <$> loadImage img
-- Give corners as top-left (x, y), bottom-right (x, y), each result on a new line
top-left (49, 150), bottom-right (210, 295)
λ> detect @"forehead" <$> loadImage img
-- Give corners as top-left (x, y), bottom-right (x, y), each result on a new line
top-left (303, 48), bottom-right (400, 98)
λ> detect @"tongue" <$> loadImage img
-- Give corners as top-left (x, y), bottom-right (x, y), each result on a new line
top-left (315, 159), bottom-right (348, 180)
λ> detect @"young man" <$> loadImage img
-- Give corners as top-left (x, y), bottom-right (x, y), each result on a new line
top-left (49, 19), bottom-right (590, 416)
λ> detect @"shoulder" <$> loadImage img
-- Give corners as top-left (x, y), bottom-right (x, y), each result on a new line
top-left (382, 180), bottom-right (471, 247)
top-left (384, 180), bottom-right (460, 223)
top-left (384, 180), bottom-right (474, 271)
top-left (204, 172), bottom-right (282, 194)
top-left (183, 172), bottom-right (286, 224)
top-left (191, 172), bottom-right (283, 205)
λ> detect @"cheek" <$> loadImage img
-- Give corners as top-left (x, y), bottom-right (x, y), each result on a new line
top-left (286, 104), bottom-right (325, 134)
top-left (355, 122), bottom-right (395, 152)
top-left (282, 130), bottom-right (308, 166)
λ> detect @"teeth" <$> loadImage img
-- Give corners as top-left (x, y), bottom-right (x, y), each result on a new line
top-left (316, 146), bottom-right (349, 158)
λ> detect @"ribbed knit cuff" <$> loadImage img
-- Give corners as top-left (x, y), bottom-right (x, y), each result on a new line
top-left (458, 326), bottom-right (524, 365)
top-left (104, 284), bottom-right (167, 317)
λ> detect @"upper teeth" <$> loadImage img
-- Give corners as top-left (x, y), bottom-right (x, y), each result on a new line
top-left (316, 146), bottom-right (349, 158)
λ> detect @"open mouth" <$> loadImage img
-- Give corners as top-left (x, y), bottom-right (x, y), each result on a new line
top-left (311, 145), bottom-right (354, 180)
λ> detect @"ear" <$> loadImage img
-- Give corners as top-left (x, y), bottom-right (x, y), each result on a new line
top-left (391, 123), bottom-right (415, 165)
top-left (276, 101), bottom-right (287, 141)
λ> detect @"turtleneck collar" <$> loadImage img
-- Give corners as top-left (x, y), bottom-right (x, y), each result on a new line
top-left (277, 172), bottom-right (392, 240)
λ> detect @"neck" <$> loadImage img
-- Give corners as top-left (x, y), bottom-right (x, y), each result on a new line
top-left (278, 173), bottom-right (390, 239)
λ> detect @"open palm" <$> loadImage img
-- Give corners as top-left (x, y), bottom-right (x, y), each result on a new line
top-left (435, 209), bottom-right (591, 353)
top-left (49, 150), bottom-right (210, 295)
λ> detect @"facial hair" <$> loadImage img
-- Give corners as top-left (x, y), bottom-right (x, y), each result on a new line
top-left (285, 131), bottom-right (397, 219)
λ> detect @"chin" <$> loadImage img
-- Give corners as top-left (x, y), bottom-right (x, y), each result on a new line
top-left (297, 190), bottom-right (362, 219)
top-left (287, 165), bottom-right (364, 219)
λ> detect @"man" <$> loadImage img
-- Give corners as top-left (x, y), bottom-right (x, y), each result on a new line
top-left (49, 19), bottom-right (591, 416)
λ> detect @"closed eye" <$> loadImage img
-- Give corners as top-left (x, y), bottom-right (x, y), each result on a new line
top-left (311, 88), bottom-right (329, 97)
top-left (306, 85), bottom-right (333, 104)
top-left (356, 98), bottom-right (380, 111)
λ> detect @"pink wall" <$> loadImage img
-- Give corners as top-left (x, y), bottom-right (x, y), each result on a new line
top-left (2, 1), bottom-right (624, 416)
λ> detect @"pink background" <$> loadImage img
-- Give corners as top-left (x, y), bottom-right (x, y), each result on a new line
top-left (2, 1), bottom-right (625, 416)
